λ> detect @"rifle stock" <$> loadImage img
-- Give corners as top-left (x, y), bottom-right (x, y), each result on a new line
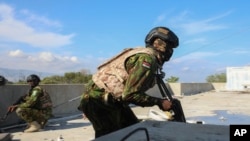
top-left (156, 74), bottom-right (186, 122)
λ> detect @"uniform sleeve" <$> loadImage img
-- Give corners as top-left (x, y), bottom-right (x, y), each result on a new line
top-left (19, 88), bottom-right (42, 108)
top-left (122, 53), bottom-right (163, 107)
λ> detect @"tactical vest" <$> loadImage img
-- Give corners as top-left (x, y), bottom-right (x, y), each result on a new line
top-left (40, 89), bottom-right (53, 109)
top-left (35, 86), bottom-right (53, 109)
top-left (92, 47), bottom-right (158, 99)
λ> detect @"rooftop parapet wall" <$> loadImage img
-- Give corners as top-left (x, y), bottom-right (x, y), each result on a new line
top-left (0, 83), bottom-right (225, 127)
top-left (180, 83), bottom-right (214, 96)
top-left (0, 84), bottom-right (85, 127)
top-left (146, 83), bottom-right (226, 97)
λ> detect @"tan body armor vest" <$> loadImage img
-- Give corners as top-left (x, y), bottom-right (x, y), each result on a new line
top-left (92, 47), bottom-right (158, 99)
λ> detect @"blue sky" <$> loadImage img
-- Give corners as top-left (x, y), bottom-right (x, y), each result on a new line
top-left (0, 1), bottom-right (249, 82)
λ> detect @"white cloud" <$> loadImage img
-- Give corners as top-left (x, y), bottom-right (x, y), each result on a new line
top-left (36, 52), bottom-right (79, 63)
top-left (182, 67), bottom-right (190, 71)
top-left (188, 52), bottom-right (218, 58)
top-left (8, 49), bottom-right (25, 57)
top-left (180, 21), bottom-right (226, 35)
top-left (20, 9), bottom-right (62, 27)
top-left (3, 49), bottom-right (81, 73)
top-left (39, 52), bottom-right (55, 62)
top-left (154, 14), bottom-right (166, 25)
top-left (0, 4), bottom-right (83, 74)
top-left (174, 11), bottom-right (231, 35)
top-left (232, 49), bottom-right (250, 54)
top-left (70, 56), bottom-right (78, 62)
top-left (183, 38), bottom-right (207, 45)
top-left (172, 51), bottom-right (220, 63)
top-left (0, 3), bottom-right (74, 48)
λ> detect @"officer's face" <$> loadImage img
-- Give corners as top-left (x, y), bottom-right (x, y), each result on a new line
top-left (27, 80), bottom-right (36, 87)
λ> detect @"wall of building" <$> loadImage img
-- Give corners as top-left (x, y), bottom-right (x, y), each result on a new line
top-left (0, 82), bottom-right (225, 127)
top-left (226, 67), bottom-right (250, 91)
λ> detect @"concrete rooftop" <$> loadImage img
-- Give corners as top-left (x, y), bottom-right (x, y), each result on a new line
top-left (1, 90), bottom-right (250, 141)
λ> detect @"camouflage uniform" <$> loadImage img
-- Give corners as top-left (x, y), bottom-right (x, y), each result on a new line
top-left (0, 75), bottom-right (6, 86)
top-left (78, 47), bottom-right (164, 138)
top-left (16, 86), bottom-right (53, 127)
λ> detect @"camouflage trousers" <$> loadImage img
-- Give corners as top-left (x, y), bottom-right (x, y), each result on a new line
top-left (16, 107), bottom-right (52, 124)
top-left (79, 94), bottom-right (139, 138)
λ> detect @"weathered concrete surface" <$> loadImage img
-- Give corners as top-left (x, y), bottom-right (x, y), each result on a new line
top-left (180, 90), bottom-right (250, 118)
top-left (7, 115), bottom-right (95, 141)
top-left (0, 133), bottom-right (11, 141)
top-left (3, 91), bottom-right (250, 141)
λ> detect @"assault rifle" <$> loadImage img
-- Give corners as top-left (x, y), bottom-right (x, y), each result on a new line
top-left (156, 73), bottom-right (186, 122)
top-left (12, 95), bottom-right (26, 105)
top-left (0, 95), bottom-right (26, 122)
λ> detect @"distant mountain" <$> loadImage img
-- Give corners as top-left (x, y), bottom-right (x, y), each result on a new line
top-left (0, 67), bottom-right (56, 82)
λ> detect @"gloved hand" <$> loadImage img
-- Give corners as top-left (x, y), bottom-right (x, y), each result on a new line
top-left (161, 99), bottom-right (172, 111)
top-left (7, 105), bottom-right (18, 113)
top-left (158, 71), bottom-right (165, 79)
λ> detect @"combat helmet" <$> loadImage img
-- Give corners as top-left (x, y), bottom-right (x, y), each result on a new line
top-left (26, 74), bottom-right (41, 83)
top-left (145, 26), bottom-right (179, 48)
top-left (145, 26), bottom-right (179, 61)
top-left (0, 75), bottom-right (6, 86)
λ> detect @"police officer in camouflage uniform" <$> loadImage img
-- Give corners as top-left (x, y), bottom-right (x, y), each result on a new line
top-left (7, 74), bottom-right (53, 133)
top-left (0, 75), bottom-right (6, 86)
top-left (78, 26), bottom-right (179, 138)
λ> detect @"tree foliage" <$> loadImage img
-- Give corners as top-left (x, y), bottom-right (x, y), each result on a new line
top-left (41, 70), bottom-right (92, 84)
top-left (165, 76), bottom-right (179, 83)
top-left (206, 73), bottom-right (226, 82)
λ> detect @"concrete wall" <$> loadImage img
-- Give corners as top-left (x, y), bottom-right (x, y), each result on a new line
top-left (146, 83), bottom-right (226, 97)
top-left (0, 84), bottom-right (85, 127)
top-left (180, 83), bottom-right (214, 96)
top-left (211, 83), bottom-right (226, 91)
top-left (0, 83), bottom-right (226, 127)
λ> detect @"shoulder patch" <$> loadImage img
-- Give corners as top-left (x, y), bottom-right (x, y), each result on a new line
top-left (142, 61), bottom-right (151, 69)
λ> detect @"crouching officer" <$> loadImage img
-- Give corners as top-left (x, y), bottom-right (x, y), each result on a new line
top-left (7, 74), bottom-right (53, 133)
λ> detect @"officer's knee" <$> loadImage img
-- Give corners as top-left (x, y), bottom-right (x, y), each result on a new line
top-left (15, 107), bottom-right (23, 116)
top-left (16, 107), bottom-right (22, 113)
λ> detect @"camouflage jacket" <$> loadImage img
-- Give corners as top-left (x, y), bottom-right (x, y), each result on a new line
top-left (90, 47), bottom-right (164, 107)
top-left (19, 86), bottom-right (53, 110)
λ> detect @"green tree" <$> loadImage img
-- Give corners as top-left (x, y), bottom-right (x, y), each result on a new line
top-left (165, 76), bottom-right (179, 83)
top-left (16, 80), bottom-right (27, 84)
top-left (41, 70), bottom-right (92, 84)
top-left (42, 75), bottom-right (65, 84)
top-left (206, 73), bottom-right (226, 82)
